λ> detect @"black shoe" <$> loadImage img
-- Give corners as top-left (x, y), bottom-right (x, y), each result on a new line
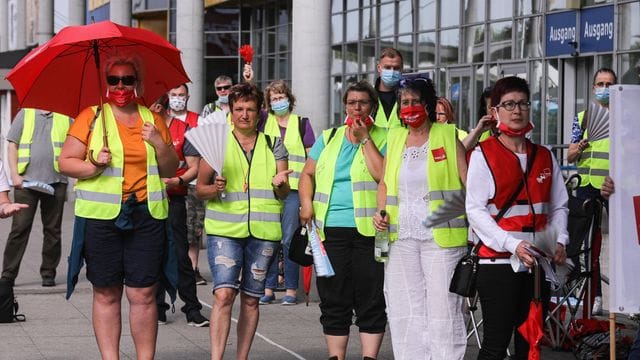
top-left (158, 311), bottom-right (167, 325)
top-left (42, 277), bottom-right (55, 287)
top-left (194, 268), bottom-right (207, 285)
top-left (187, 311), bottom-right (210, 327)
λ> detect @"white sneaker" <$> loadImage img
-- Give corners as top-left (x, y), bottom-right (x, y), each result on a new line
top-left (592, 296), bottom-right (603, 315)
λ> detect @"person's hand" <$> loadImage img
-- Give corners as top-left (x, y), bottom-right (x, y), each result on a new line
top-left (515, 241), bottom-right (535, 268)
top-left (149, 103), bottom-right (164, 114)
top-left (272, 169), bottom-right (293, 188)
top-left (576, 139), bottom-right (589, 152)
top-left (350, 117), bottom-right (371, 143)
top-left (214, 175), bottom-right (227, 194)
top-left (243, 63), bottom-right (254, 82)
top-left (11, 174), bottom-right (24, 189)
top-left (601, 176), bottom-right (615, 199)
top-left (162, 177), bottom-right (180, 188)
top-left (372, 210), bottom-right (389, 232)
top-left (142, 122), bottom-right (164, 148)
top-left (94, 146), bottom-right (112, 167)
top-left (553, 243), bottom-right (567, 265)
top-left (475, 115), bottom-right (497, 132)
top-left (299, 203), bottom-right (314, 227)
top-left (0, 202), bottom-right (28, 218)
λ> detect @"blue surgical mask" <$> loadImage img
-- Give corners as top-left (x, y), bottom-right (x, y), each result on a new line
top-left (594, 87), bottom-right (610, 104)
top-left (218, 95), bottom-right (229, 104)
top-left (381, 69), bottom-right (402, 87)
top-left (271, 99), bottom-right (290, 115)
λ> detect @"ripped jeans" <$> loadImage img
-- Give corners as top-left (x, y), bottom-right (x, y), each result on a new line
top-left (206, 235), bottom-right (278, 298)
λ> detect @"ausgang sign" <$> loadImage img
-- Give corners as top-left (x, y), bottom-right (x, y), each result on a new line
top-left (546, 10), bottom-right (577, 57)
top-left (580, 5), bottom-right (614, 53)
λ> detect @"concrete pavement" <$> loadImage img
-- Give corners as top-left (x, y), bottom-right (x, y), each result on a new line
top-left (0, 197), bottom-right (609, 359)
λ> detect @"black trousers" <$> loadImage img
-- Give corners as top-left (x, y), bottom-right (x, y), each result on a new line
top-left (316, 227), bottom-right (386, 336)
top-left (476, 264), bottom-right (550, 360)
top-left (156, 196), bottom-right (201, 315)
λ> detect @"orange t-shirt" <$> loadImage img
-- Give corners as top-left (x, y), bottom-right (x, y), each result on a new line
top-left (68, 106), bottom-right (173, 202)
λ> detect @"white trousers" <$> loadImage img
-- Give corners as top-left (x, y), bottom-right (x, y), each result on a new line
top-left (384, 237), bottom-right (467, 360)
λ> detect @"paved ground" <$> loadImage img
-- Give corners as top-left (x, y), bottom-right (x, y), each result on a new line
top-left (0, 196), bottom-right (633, 359)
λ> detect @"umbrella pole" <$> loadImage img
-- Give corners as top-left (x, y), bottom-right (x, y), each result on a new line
top-left (610, 312), bottom-right (616, 359)
top-left (88, 40), bottom-right (109, 166)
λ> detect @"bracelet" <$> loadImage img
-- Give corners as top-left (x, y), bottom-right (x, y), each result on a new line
top-left (360, 137), bottom-right (370, 146)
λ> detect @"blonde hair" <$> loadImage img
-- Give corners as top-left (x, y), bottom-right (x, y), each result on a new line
top-left (264, 80), bottom-right (296, 113)
top-left (103, 54), bottom-right (144, 96)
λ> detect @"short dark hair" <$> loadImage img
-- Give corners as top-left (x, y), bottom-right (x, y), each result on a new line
top-left (170, 83), bottom-right (189, 94)
top-left (490, 77), bottom-right (530, 108)
top-left (397, 77), bottom-right (437, 123)
top-left (228, 83), bottom-right (263, 112)
top-left (478, 86), bottom-right (493, 118)
top-left (379, 47), bottom-right (403, 66)
top-left (593, 68), bottom-right (617, 85)
top-left (342, 80), bottom-right (379, 114)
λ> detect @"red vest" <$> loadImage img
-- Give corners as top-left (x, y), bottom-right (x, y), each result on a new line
top-left (477, 137), bottom-right (553, 258)
top-left (168, 117), bottom-right (189, 196)
top-left (185, 111), bottom-right (198, 128)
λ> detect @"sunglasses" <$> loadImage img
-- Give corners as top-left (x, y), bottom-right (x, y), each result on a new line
top-left (106, 75), bottom-right (137, 86)
top-left (216, 85), bottom-right (232, 91)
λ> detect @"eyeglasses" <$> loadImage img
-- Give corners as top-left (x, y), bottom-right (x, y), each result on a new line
top-left (106, 75), bottom-right (137, 86)
top-left (346, 100), bottom-right (371, 107)
top-left (594, 82), bottom-right (614, 88)
top-left (216, 85), bottom-right (232, 91)
top-left (496, 100), bottom-right (531, 111)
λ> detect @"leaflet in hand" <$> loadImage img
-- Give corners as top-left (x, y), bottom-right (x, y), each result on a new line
top-left (307, 222), bottom-right (335, 278)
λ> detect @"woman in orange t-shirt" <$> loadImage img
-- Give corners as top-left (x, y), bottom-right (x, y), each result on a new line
top-left (59, 55), bottom-right (178, 359)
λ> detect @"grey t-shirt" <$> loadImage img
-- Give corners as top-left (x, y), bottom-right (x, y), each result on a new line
top-left (7, 109), bottom-right (71, 184)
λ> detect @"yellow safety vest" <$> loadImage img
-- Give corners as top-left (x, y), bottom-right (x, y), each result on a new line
top-left (478, 130), bottom-right (492, 142)
top-left (457, 127), bottom-right (468, 142)
top-left (313, 125), bottom-right (387, 240)
top-left (204, 131), bottom-right (283, 241)
top-left (17, 109), bottom-right (70, 174)
top-left (263, 113), bottom-right (306, 190)
top-left (75, 104), bottom-right (168, 220)
top-left (384, 124), bottom-right (467, 247)
top-left (374, 99), bottom-right (402, 129)
top-left (576, 111), bottom-right (609, 189)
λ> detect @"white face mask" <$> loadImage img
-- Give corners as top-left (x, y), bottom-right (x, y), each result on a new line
top-left (169, 96), bottom-right (187, 111)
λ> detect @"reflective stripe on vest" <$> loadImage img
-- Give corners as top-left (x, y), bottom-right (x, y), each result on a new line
top-left (374, 99), bottom-right (402, 129)
top-left (263, 113), bottom-right (306, 190)
top-left (17, 109), bottom-right (70, 174)
top-left (74, 104), bottom-right (168, 220)
top-left (313, 125), bottom-right (387, 240)
top-left (204, 131), bottom-right (283, 241)
top-left (576, 111), bottom-right (610, 189)
top-left (383, 124), bottom-right (467, 247)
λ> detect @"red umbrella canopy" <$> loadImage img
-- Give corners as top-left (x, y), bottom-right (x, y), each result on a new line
top-left (518, 299), bottom-right (544, 360)
top-left (6, 21), bottom-right (190, 118)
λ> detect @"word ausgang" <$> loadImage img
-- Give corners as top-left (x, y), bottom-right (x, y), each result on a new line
top-left (583, 21), bottom-right (614, 41)
top-left (549, 26), bottom-right (576, 44)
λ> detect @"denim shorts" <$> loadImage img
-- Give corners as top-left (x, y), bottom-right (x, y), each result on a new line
top-left (207, 235), bottom-right (278, 298)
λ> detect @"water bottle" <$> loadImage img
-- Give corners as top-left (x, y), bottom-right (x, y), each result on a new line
top-left (374, 210), bottom-right (389, 263)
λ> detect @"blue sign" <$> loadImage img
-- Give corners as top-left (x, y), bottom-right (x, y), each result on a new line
top-left (580, 5), bottom-right (614, 53)
top-left (546, 11), bottom-right (577, 56)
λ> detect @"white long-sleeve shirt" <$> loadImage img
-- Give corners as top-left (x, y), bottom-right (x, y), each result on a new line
top-left (466, 146), bottom-right (569, 255)
top-left (0, 163), bottom-right (10, 192)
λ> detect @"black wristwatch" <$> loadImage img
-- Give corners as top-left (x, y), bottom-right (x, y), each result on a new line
top-left (178, 177), bottom-right (185, 186)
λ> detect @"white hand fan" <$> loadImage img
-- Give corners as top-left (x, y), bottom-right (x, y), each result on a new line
top-left (585, 101), bottom-right (609, 141)
top-left (422, 190), bottom-right (466, 228)
top-left (185, 121), bottom-right (230, 181)
top-left (201, 110), bottom-right (228, 126)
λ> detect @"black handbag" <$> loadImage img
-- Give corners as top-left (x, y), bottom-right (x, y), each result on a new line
top-left (288, 226), bottom-right (313, 266)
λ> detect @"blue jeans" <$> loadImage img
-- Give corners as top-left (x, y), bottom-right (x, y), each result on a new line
top-left (265, 190), bottom-right (300, 291)
top-left (207, 235), bottom-right (278, 298)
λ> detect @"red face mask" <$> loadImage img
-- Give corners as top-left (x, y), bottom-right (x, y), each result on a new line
top-left (497, 117), bottom-right (534, 137)
top-left (399, 105), bottom-right (428, 128)
top-left (345, 115), bottom-right (374, 127)
top-left (107, 89), bottom-right (136, 107)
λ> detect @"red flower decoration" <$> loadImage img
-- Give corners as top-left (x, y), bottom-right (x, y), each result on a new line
top-left (239, 45), bottom-right (254, 64)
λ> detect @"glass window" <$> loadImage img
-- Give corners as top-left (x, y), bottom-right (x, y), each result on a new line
top-left (398, 0), bottom-right (414, 34)
top-left (618, 3), bottom-right (640, 51)
top-left (380, 2), bottom-right (396, 37)
top-left (241, 6), bottom-right (251, 31)
top-left (418, 32), bottom-right (436, 68)
top-left (380, 37), bottom-right (395, 53)
top-left (581, 0), bottom-right (612, 5)
top-left (277, 25), bottom-right (289, 52)
top-left (206, 33), bottom-right (239, 56)
top-left (331, 0), bottom-right (343, 14)
top-left (463, 0), bottom-right (485, 24)
top-left (418, 0), bottom-right (436, 31)
top-left (266, 3), bottom-right (277, 27)
top-left (345, 42), bottom-right (359, 74)
top-left (529, 60), bottom-right (543, 144)
top-left (619, 52), bottom-right (640, 85)
top-left (332, 45), bottom-right (343, 75)
top-left (362, 6), bottom-right (377, 39)
top-left (475, 65), bottom-right (485, 122)
top-left (436, 68), bottom-right (447, 97)
top-left (205, 58), bottom-right (239, 101)
top-left (489, 0), bottom-right (512, 20)
top-left (546, 59), bottom-right (560, 145)
top-left (279, 55), bottom-right (289, 80)
top-left (515, 16), bottom-right (542, 59)
top-left (397, 34), bottom-right (414, 70)
top-left (267, 55), bottom-right (276, 79)
top-left (463, 24), bottom-right (484, 63)
top-left (332, 14), bottom-right (343, 44)
top-left (346, 10), bottom-right (359, 42)
top-left (361, 39), bottom-right (377, 73)
top-left (267, 29), bottom-right (276, 53)
top-left (515, 0), bottom-right (542, 16)
top-left (332, 76), bottom-right (344, 127)
top-left (440, 28), bottom-right (460, 65)
top-left (488, 63), bottom-right (499, 85)
top-left (346, 0), bottom-right (359, 10)
top-left (277, 2), bottom-right (289, 26)
top-left (489, 21), bottom-right (512, 61)
top-left (204, 7), bottom-right (240, 31)
top-left (441, 0), bottom-right (460, 27)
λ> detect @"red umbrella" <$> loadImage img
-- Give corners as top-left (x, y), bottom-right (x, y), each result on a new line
top-left (302, 265), bottom-right (313, 306)
top-left (5, 20), bottom-right (189, 118)
top-left (518, 262), bottom-right (544, 360)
